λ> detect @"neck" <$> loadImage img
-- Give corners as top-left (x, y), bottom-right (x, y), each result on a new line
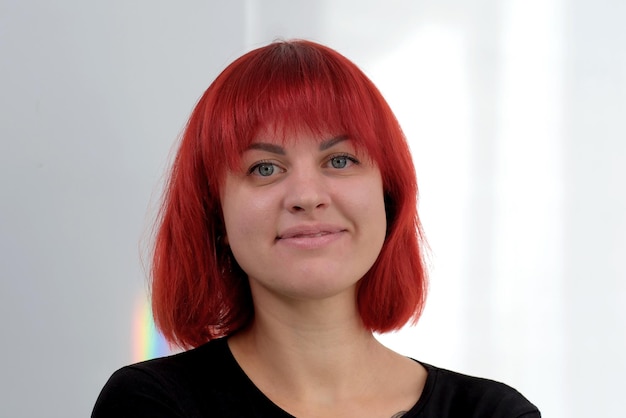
top-left (226, 288), bottom-right (427, 417)
top-left (228, 289), bottom-right (389, 398)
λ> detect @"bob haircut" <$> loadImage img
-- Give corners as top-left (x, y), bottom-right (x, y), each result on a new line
top-left (152, 39), bottom-right (428, 349)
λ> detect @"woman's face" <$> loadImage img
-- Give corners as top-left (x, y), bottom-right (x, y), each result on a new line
top-left (220, 128), bottom-right (387, 304)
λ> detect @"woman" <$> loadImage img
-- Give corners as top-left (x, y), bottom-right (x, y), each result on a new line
top-left (92, 40), bottom-right (540, 417)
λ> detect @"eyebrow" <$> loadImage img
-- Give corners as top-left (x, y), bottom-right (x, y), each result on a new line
top-left (319, 135), bottom-right (349, 150)
top-left (247, 142), bottom-right (285, 154)
top-left (247, 135), bottom-right (349, 155)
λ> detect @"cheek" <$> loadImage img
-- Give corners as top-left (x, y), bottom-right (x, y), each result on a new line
top-left (369, 191), bottom-right (388, 242)
top-left (222, 192), bottom-right (276, 243)
top-left (353, 179), bottom-right (386, 218)
top-left (340, 178), bottom-right (387, 243)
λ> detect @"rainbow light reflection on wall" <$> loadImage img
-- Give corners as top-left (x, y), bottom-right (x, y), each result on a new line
top-left (132, 294), bottom-right (171, 362)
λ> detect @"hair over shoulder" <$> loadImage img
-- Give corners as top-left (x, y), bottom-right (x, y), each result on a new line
top-left (151, 39), bottom-right (428, 349)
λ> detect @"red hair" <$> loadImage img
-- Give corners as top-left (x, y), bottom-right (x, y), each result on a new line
top-left (152, 40), bottom-right (428, 349)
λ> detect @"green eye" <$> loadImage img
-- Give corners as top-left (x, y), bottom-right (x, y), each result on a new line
top-left (255, 163), bottom-right (275, 176)
top-left (330, 156), bottom-right (348, 169)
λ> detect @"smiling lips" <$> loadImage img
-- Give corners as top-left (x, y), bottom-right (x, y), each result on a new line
top-left (277, 225), bottom-right (346, 249)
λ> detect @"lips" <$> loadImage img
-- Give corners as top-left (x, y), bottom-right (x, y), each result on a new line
top-left (277, 224), bottom-right (346, 240)
top-left (275, 225), bottom-right (347, 250)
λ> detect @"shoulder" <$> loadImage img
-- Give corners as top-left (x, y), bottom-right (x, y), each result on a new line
top-left (411, 363), bottom-right (540, 418)
top-left (91, 338), bottom-right (230, 418)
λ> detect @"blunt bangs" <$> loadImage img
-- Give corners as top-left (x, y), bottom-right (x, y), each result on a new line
top-left (197, 40), bottom-right (394, 176)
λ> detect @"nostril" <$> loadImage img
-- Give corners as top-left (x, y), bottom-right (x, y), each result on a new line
top-left (285, 183), bottom-right (330, 212)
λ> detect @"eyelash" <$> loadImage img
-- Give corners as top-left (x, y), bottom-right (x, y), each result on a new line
top-left (327, 153), bottom-right (360, 168)
top-left (247, 160), bottom-right (280, 177)
top-left (246, 153), bottom-right (360, 177)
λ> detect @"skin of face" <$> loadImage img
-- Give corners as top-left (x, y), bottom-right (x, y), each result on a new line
top-left (220, 129), bottom-right (387, 306)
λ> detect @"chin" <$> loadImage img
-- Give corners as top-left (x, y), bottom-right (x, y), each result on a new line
top-left (252, 271), bottom-right (361, 303)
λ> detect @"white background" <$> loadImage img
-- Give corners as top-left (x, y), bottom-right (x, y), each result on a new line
top-left (1, 1), bottom-right (625, 417)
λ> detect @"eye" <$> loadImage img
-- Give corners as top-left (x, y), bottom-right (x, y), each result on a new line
top-left (248, 161), bottom-right (281, 177)
top-left (251, 163), bottom-right (275, 177)
top-left (328, 154), bottom-right (359, 169)
top-left (330, 156), bottom-right (348, 169)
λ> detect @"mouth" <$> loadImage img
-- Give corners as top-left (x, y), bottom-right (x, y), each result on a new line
top-left (277, 225), bottom-right (346, 240)
top-left (276, 225), bottom-right (347, 249)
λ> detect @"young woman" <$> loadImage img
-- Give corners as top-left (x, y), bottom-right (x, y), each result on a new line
top-left (92, 40), bottom-right (540, 417)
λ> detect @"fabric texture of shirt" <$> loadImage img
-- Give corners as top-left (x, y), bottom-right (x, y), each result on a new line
top-left (92, 338), bottom-right (540, 417)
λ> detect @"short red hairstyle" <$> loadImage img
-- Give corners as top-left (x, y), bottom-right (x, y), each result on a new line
top-left (152, 40), bottom-right (428, 349)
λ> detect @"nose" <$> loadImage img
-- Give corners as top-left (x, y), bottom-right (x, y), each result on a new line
top-left (284, 168), bottom-right (330, 214)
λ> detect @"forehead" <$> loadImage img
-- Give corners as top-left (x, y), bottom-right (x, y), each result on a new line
top-left (247, 122), bottom-right (368, 150)
top-left (248, 131), bottom-right (350, 152)
top-left (243, 134), bottom-right (374, 167)
top-left (223, 121), bottom-right (377, 173)
top-left (252, 122), bottom-right (335, 142)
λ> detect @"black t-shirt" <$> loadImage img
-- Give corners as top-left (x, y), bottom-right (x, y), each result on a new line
top-left (92, 338), bottom-right (540, 417)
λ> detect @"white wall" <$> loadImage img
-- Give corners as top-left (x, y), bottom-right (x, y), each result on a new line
top-left (1, 1), bottom-right (624, 417)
